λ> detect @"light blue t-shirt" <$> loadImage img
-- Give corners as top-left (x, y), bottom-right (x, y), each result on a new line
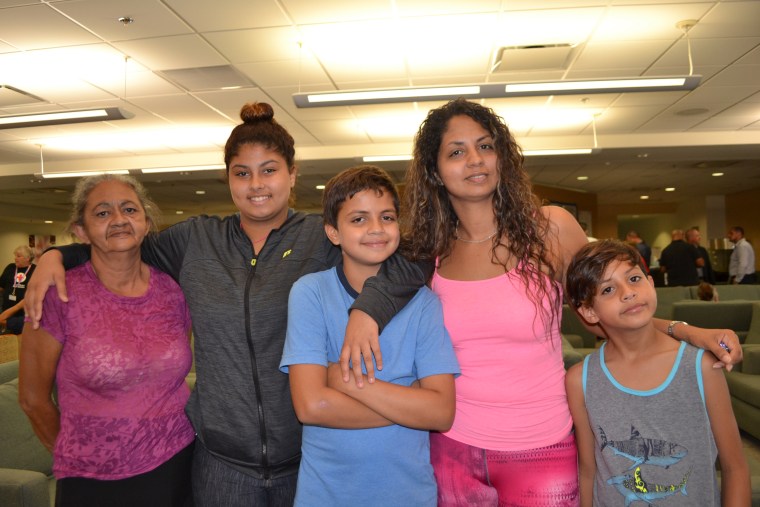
top-left (280, 266), bottom-right (460, 507)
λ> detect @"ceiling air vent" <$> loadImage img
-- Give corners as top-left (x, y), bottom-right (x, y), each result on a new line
top-left (0, 85), bottom-right (45, 107)
top-left (492, 44), bottom-right (577, 72)
top-left (157, 65), bottom-right (254, 92)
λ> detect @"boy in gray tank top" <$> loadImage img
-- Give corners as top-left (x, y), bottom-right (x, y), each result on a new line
top-left (564, 239), bottom-right (749, 506)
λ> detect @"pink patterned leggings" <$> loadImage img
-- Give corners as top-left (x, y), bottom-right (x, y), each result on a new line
top-left (430, 432), bottom-right (579, 506)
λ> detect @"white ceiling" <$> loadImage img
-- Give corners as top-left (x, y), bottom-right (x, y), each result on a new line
top-left (1, 0), bottom-right (759, 227)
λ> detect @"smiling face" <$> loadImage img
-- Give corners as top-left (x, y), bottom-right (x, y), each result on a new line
top-left (228, 143), bottom-right (296, 230)
top-left (578, 259), bottom-right (657, 333)
top-left (74, 180), bottom-right (149, 255)
top-left (436, 115), bottom-right (499, 206)
top-left (325, 188), bottom-right (400, 283)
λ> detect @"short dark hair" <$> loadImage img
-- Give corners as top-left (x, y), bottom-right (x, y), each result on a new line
top-left (731, 226), bottom-right (744, 236)
top-left (322, 165), bottom-right (399, 228)
top-left (566, 239), bottom-right (644, 309)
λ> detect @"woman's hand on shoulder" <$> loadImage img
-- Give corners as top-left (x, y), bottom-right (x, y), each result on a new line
top-left (541, 205), bottom-right (589, 283)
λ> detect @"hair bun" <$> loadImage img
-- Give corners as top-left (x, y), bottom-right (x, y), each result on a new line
top-left (240, 102), bottom-right (274, 123)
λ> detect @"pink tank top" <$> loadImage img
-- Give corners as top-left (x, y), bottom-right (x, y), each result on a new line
top-left (432, 267), bottom-right (571, 451)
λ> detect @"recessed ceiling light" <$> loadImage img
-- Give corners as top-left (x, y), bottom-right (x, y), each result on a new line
top-left (176, 210), bottom-right (184, 215)
top-left (640, 195), bottom-right (649, 200)
top-left (576, 176), bottom-right (588, 181)
top-left (712, 172), bottom-right (724, 177)
top-left (665, 187), bottom-right (675, 192)
top-left (195, 190), bottom-right (206, 195)
top-left (316, 184), bottom-right (325, 190)
top-left (44, 220), bottom-right (53, 224)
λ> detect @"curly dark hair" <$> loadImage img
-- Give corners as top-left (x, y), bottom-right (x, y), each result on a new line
top-left (402, 98), bottom-right (559, 332)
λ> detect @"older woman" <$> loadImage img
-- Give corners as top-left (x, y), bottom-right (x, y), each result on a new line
top-left (0, 245), bottom-right (36, 334)
top-left (19, 175), bottom-right (194, 507)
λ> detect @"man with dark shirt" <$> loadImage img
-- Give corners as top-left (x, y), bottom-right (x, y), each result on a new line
top-left (686, 227), bottom-right (715, 284)
top-left (659, 229), bottom-right (699, 286)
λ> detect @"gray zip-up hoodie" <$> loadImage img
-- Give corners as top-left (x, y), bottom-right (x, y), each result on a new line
top-left (60, 210), bottom-right (429, 479)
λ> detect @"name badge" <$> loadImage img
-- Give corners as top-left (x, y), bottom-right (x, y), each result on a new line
top-left (8, 294), bottom-right (16, 302)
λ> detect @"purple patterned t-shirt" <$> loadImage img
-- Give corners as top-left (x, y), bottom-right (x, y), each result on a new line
top-left (40, 262), bottom-right (194, 480)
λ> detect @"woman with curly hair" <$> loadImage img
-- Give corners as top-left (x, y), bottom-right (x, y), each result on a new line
top-left (401, 98), bottom-right (742, 506)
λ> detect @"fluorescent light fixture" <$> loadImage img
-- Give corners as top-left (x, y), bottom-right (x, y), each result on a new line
top-left (296, 85), bottom-right (481, 107)
top-left (361, 149), bottom-right (595, 162)
top-left (141, 164), bottom-right (225, 174)
top-left (0, 107), bottom-right (133, 129)
top-left (293, 76), bottom-right (701, 107)
top-left (523, 148), bottom-right (597, 156)
top-left (362, 155), bottom-right (413, 162)
top-left (39, 169), bottom-right (130, 179)
top-left (503, 76), bottom-right (701, 96)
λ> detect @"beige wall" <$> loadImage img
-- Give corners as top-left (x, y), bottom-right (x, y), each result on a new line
top-left (726, 187), bottom-right (760, 272)
top-left (533, 184), bottom-right (598, 237)
top-left (0, 222), bottom-right (74, 266)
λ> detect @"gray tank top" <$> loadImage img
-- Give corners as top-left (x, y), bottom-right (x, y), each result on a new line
top-left (582, 341), bottom-right (720, 506)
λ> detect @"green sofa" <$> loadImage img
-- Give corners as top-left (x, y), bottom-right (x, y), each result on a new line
top-left (0, 354), bottom-right (198, 507)
top-left (0, 360), bottom-right (54, 507)
top-left (724, 302), bottom-right (760, 443)
top-left (669, 300), bottom-right (760, 441)
top-left (656, 284), bottom-right (760, 320)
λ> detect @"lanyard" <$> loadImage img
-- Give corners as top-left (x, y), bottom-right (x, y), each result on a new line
top-left (12, 265), bottom-right (32, 295)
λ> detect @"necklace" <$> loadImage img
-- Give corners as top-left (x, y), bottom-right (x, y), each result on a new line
top-left (455, 223), bottom-right (498, 244)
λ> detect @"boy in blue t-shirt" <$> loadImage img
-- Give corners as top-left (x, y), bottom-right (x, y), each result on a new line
top-left (279, 165), bottom-right (459, 506)
top-left (564, 239), bottom-right (749, 506)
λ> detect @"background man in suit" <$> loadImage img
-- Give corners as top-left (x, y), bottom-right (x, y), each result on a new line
top-left (686, 227), bottom-right (715, 284)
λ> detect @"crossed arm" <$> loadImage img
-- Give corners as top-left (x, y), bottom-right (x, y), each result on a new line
top-left (289, 363), bottom-right (455, 432)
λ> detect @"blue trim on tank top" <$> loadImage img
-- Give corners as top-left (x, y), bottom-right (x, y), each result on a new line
top-left (695, 348), bottom-right (706, 405)
top-left (598, 340), bottom-right (687, 396)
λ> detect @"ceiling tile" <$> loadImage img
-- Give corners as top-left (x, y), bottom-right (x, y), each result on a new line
top-left (164, 0), bottom-right (290, 31)
top-left (114, 35), bottom-right (227, 70)
top-left (0, 4), bottom-right (99, 50)
top-left (54, 0), bottom-right (192, 41)
top-left (282, 0), bottom-right (391, 24)
top-left (204, 26), bottom-right (302, 63)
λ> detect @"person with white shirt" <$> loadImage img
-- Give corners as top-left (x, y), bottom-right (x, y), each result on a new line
top-left (728, 226), bottom-right (757, 284)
